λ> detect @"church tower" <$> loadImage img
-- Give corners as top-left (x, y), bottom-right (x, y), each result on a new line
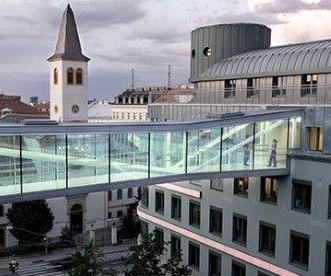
top-left (48, 4), bottom-right (89, 122)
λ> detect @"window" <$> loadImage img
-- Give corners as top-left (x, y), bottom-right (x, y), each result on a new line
top-left (233, 214), bottom-right (247, 246)
top-left (259, 222), bottom-right (276, 256)
top-left (247, 78), bottom-right (254, 98)
top-left (210, 178), bottom-right (223, 191)
top-left (108, 191), bottom-right (112, 201)
top-left (53, 68), bottom-right (58, 85)
top-left (127, 188), bottom-right (133, 199)
top-left (209, 251), bottom-right (221, 276)
top-left (188, 242), bottom-right (200, 270)
top-left (307, 127), bottom-right (323, 151)
top-left (224, 79), bottom-right (236, 98)
top-left (141, 187), bottom-right (149, 208)
top-left (171, 195), bottom-right (181, 221)
top-left (171, 235), bottom-right (181, 258)
top-left (232, 261), bottom-right (246, 276)
top-left (328, 187), bottom-right (331, 219)
top-left (76, 68), bottom-right (83, 85)
top-left (234, 177), bottom-right (249, 198)
top-left (290, 231), bottom-right (309, 269)
top-left (67, 68), bottom-right (74, 84)
top-left (189, 201), bottom-right (201, 228)
top-left (192, 49), bottom-right (196, 58)
top-left (326, 242), bottom-right (331, 276)
top-left (260, 177), bottom-right (278, 204)
top-left (107, 212), bottom-right (112, 219)
top-left (210, 207), bottom-right (222, 236)
top-left (117, 210), bottom-right (123, 217)
top-left (301, 74), bottom-right (317, 97)
top-left (154, 228), bottom-right (164, 244)
top-left (117, 189), bottom-right (122, 200)
top-left (203, 47), bottom-right (212, 57)
top-left (140, 220), bottom-right (148, 236)
top-left (137, 187), bottom-right (142, 199)
top-left (292, 180), bottom-right (312, 213)
top-left (272, 76), bottom-right (286, 98)
top-left (155, 191), bottom-right (164, 214)
top-left (0, 205), bottom-right (3, 217)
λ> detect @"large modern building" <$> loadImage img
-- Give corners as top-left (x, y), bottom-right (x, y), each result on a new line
top-left (139, 23), bottom-right (331, 276)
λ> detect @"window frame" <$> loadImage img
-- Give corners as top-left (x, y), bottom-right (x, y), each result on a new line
top-left (155, 190), bottom-right (165, 215)
top-left (188, 241), bottom-right (200, 271)
top-left (232, 260), bottom-right (246, 276)
top-left (76, 68), bottom-right (83, 85)
top-left (234, 177), bottom-right (249, 198)
top-left (171, 195), bottom-right (182, 221)
top-left (289, 230), bottom-right (310, 270)
top-left (189, 200), bottom-right (201, 228)
top-left (209, 250), bottom-right (222, 276)
top-left (259, 221), bottom-right (276, 257)
top-left (170, 234), bottom-right (181, 258)
top-left (67, 67), bottom-right (74, 85)
top-left (209, 206), bottom-right (223, 237)
top-left (260, 176), bottom-right (278, 205)
top-left (232, 213), bottom-right (247, 246)
top-left (291, 179), bottom-right (312, 214)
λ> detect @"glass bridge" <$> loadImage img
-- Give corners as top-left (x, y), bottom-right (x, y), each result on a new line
top-left (0, 109), bottom-right (302, 203)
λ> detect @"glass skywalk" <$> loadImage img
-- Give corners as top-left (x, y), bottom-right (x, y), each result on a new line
top-left (0, 109), bottom-right (302, 201)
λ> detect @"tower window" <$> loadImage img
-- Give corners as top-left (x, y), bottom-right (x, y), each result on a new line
top-left (67, 68), bottom-right (74, 84)
top-left (76, 68), bottom-right (83, 85)
top-left (54, 68), bottom-right (58, 85)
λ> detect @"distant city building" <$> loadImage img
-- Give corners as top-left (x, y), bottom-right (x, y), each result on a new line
top-left (88, 100), bottom-right (112, 123)
top-left (0, 94), bottom-right (48, 123)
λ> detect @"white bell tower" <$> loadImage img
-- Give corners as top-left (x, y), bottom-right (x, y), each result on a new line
top-left (48, 4), bottom-right (89, 123)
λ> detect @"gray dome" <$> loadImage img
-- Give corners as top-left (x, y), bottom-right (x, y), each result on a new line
top-left (198, 39), bottom-right (331, 81)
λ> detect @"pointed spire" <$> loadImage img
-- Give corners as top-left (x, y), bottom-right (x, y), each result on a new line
top-left (48, 4), bottom-right (89, 62)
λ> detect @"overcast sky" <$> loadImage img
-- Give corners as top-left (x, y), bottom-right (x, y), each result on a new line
top-left (1, 0), bottom-right (331, 101)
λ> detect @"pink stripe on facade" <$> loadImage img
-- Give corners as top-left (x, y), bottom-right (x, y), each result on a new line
top-left (138, 208), bottom-right (299, 276)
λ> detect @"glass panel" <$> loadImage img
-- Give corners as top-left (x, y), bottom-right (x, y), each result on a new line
top-left (68, 134), bottom-right (108, 187)
top-left (222, 123), bottom-right (254, 171)
top-left (150, 132), bottom-right (185, 177)
top-left (0, 136), bottom-right (21, 195)
top-left (187, 128), bottom-right (221, 173)
top-left (254, 119), bottom-right (288, 169)
top-left (110, 133), bottom-right (148, 182)
top-left (289, 116), bottom-right (301, 148)
top-left (22, 135), bottom-right (66, 193)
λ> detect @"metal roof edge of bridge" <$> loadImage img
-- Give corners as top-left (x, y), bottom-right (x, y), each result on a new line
top-left (0, 108), bottom-right (304, 135)
top-left (0, 168), bottom-right (290, 204)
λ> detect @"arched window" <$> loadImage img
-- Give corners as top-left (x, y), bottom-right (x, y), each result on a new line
top-left (128, 188), bottom-right (133, 199)
top-left (76, 68), bottom-right (83, 85)
top-left (67, 68), bottom-right (74, 84)
top-left (54, 68), bottom-right (58, 85)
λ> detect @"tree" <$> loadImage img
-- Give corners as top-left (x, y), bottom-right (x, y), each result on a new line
top-left (6, 200), bottom-right (54, 244)
top-left (126, 232), bottom-right (191, 276)
top-left (69, 240), bottom-right (106, 276)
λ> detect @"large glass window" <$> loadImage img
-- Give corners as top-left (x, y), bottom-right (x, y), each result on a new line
top-left (170, 234), bottom-right (181, 258)
top-left (171, 195), bottom-right (181, 221)
top-left (187, 128), bottom-right (221, 173)
top-left (22, 135), bottom-right (66, 193)
top-left (233, 214), bottom-right (247, 246)
top-left (307, 127), bottom-right (323, 151)
top-left (189, 201), bottom-right (201, 228)
top-left (110, 133), bottom-right (148, 181)
top-left (210, 207), bottom-right (222, 236)
top-left (254, 119), bottom-right (288, 170)
top-left (290, 231), bottom-right (309, 269)
top-left (222, 123), bottom-right (254, 171)
top-left (150, 132), bottom-right (185, 177)
top-left (292, 180), bottom-right (311, 213)
top-left (155, 190), bottom-right (164, 214)
top-left (260, 177), bottom-right (278, 204)
top-left (188, 242), bottom-right (200, 270)
top-left (259, 222), bottom-right (276, 256)
top-left (67, 134), bottom-right (108, 188)
top-left (209, 250), bottom-right (221, 276)
top-left (234, 177), bottom-right (249, 198)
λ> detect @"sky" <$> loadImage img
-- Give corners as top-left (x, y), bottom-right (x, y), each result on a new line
top-left (1, 0), bottom-right (331, 101)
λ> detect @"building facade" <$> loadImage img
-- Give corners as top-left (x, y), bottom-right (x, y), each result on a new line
top-left (139, 23), bottom-right (331, 276)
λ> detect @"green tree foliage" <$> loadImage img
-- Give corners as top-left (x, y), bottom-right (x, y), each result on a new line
top-left (69, 240), bottom-right (105, 276)
top-left (126, 232), bottom-right (191, 276)
top-left (6, 200), bottom-right (54, 244)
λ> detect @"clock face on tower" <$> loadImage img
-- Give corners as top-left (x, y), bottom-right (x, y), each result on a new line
top-left (72, 105), bottom-right (80, 113)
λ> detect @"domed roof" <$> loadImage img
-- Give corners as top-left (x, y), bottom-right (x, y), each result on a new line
top-left (198, 39), bottom-right (331, 81)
